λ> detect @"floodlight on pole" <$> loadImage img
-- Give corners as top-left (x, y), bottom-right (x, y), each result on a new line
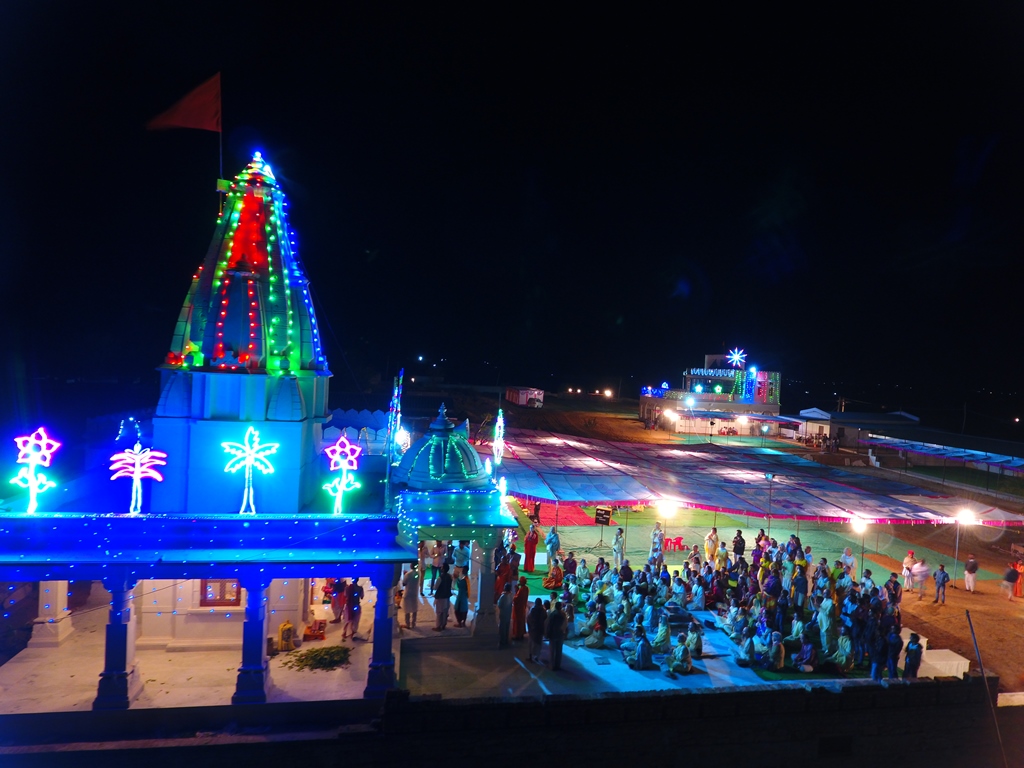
top-left (952, 508), bottom-right (976, 588)
top-left (851, 516), bottom-right (867, 574)
top-left (764, 472), bottom-right (775, 537)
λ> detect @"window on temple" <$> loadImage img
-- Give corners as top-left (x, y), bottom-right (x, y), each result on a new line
top-left (200, 579), bottom-right (241, 607)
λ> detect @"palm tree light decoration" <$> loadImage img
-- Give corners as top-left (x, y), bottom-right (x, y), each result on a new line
top-left (323, 434), bottom-right (362, 515)
top-left (109, 442), bottom-right (167, 515)
top-left (222, 427), bottom-right (279, 514)
top-left (10, 427), bottom-right (61, 515)
top-left (493, 408), bottom-right (505, 466)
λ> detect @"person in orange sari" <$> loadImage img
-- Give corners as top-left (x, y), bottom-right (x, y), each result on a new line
top-left (511, 576), bottom-right (530, 640)
top-left (494, 557), bottom-right (512, 603)
top-left (1014, 559), bottom-right (1024, 598)
top-left (524, 524), bottom-right (539, 573)
top-left (542, 559), bottom-right (564, 591)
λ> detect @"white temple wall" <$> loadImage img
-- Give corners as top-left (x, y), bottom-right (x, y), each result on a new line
top-left (136, 578), bottom-right (305, 651)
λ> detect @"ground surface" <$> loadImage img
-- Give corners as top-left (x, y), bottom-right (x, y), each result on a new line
top-left (501, 397), bottom-right (1024, 692)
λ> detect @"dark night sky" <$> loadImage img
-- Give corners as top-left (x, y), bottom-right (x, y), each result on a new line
top-left (2, 5), bottom-right (1023, 435)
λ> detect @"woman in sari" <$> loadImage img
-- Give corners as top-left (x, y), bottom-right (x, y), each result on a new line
top-left (453, 569), bottom-right (471, 627)
top-left (523, 524), bottom-right (539, 573)
top-left (704, 527), bottom-right (719, 565)
top-left (511, 576), bottom-right (530, 640)
top-left (494, 557), bottom-right (511, 603)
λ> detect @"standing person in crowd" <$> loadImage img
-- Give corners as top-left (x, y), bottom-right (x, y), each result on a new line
top-left (1002, 561), bottom-right (1020, 602)
top-left (417, 542), bottom-right (429, 596)
top-left (704, 527), bottom-right (719, 564)
top-left (613, 527), bottom-right (625, 569)
top-left (911, 559), bottom-right (931, 601)
top-left (342, 578), bottom-right (364, 640)
top-left (902, 550), bottom-right (917, 592)
top-left (791, 565), bottom-right (809, 619)
top-left (545, 601), bottom-right (568, 670)
top-left (886, 624), bottom-right (904, 680)
top-left (840, 547), bottom-right (857, 581)
top-left (430, 540), bottom-right (444, 594)
top-left (933, 564), bottom-right (950, 604)
top-left (526, 598), bottom-right (546, 663)
top-left (329, 578), bottom-right (346, 624)
top-left (545, 526), bottom-right (561, 570)
top-left (903, 633), bottom-right (923, 679)
top-left (732, 529), bottom-right (746, 559)
top-left (508, 543), bottom-right (521, 582)
top-left (963, 553), bottom-right (979, 593)
top-left (1014, 558), bottom-right (1024, 599)
top-left (885, 572), bottom-right (903, 605)
top-left (523, 524), bottom-right (539, 573)
top-left (453, 568), bottom-right (471, 627)
top-left (432, 564), bottom-right (453, 631)
top-left (650, 521), bottom-right (665, 561)
top-left (511, 576), bottom-right (530, 641)
top-left (496, 583), bottom-right (514, 647)
top-left (401, 567), bottom-right (419, 629)
top-left (454, 540), bottom-right (471, 577)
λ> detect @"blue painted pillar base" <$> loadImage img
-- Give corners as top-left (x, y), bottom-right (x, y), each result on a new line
top-left (364, 564), bottom-right (399, 698)
top-left (232, 574), bottom-right (271, 705)
top-left (93, 575), bottom-right (141, 711)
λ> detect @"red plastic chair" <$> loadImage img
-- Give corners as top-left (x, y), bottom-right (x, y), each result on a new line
top-left (667, 536), bottom-right (684, 552)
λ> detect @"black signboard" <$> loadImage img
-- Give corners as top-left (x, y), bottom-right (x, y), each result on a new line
top-left (594, 506), bottom-right (612, 526)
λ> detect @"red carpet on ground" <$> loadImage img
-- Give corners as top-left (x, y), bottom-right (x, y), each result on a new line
top-left (534, 503), bottom-right (616, 526)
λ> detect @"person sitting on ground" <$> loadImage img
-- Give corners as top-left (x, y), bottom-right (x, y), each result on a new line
top-left (729, 607), bottom-right (750, 645)
top-left (595, 556), bottom-right (611, 580)
top-left (734, 626), bottom-right (756, 667)
top-left (649, 613), bottom-right (672, 655)
top-left (759, 631), bottom-right (785, 671)
top-left (665, 633), bottom-right (693, 678)
top-left (576, 558), bottom-right (591, 589)
top-left (542, 558), bottom-right (564, 591)
top-left (624, 626), bottom-right (658, 671)
top-left (719, 598), bottom-right (740, 634)
top-left (685, 621), bottom-right (704, 659)
top-left (583, 602), bottom-right (609, 649)
top-left (792, 632), bottom-right (818, 673)
top-left (783, 610), bottom-right (806, 652)
top-left (823, 625), bottom-right (855, 674)
top-left (563, 551), bottom-right (578, 578)
top-left (686, 576), bottom-right (706, 611)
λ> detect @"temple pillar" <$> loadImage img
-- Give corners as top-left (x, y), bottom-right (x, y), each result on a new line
top-left (232, 572), bottom-right (272, 705)
top-left (28, 580), bottom-right (74, 647)
top-left (471, 535), bottom-right (498, 636)
top-left (93, 574), bottom-right (142, 710)
top-left (365, 564), bottom-right (400, 698)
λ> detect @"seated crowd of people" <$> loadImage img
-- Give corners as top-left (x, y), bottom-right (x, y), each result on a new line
top-left (510, 524), bottom-right (926, 681)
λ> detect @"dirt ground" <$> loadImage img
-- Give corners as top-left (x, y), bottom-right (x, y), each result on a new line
top-left (502, 398), bottom-right (1024, 692)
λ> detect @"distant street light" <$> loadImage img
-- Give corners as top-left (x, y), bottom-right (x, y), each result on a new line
top-left (765, 472), bottom-right (775, 537)
top-left (761, 424), bottom-right (769, 447)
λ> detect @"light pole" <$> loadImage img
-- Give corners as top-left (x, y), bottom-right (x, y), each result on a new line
top-left (765, 472), bottom-right (774, 538)
top-left (761, 424), bottom-right (769, 447)
top-left (851, 517), bottom-right (867, 576)
top-left (952, 509), bottom-right (975, 588)
top-left (657, 500), bottom-right (677, 553)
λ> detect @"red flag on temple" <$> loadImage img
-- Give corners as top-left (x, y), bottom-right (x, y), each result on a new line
top-left (146, 73), bottom-right (221, 132)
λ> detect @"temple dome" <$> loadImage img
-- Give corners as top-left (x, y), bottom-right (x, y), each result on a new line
top-left (161, 152), bottom-right (329, 376)
top-left (394, 404), bottom-right (492, 491)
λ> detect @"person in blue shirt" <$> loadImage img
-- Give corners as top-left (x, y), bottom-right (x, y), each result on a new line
top-left (545, 527), bottom-right (561, 571)
top-left (933, 563), bottom-right (951, 604)
top-left (454, 540), bottom-right (471, 576)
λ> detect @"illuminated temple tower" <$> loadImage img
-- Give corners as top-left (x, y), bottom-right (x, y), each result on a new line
top-left (151, 153), bottom-right (331, 515)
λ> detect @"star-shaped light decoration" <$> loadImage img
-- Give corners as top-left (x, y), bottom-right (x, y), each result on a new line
top-left (222, 426), bottom-right (279, 514)
top-left (10, 427), bottom-right (61, 514)
top-left (323, 434), bottom-right (362, 515)
top-left (727, 348), bottom-right (747, 367)
top-left (110, 441), bottom-right (167, 515)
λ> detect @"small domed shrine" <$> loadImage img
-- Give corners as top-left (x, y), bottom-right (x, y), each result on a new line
top-left (393, 405), bottom-right (491, 491)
